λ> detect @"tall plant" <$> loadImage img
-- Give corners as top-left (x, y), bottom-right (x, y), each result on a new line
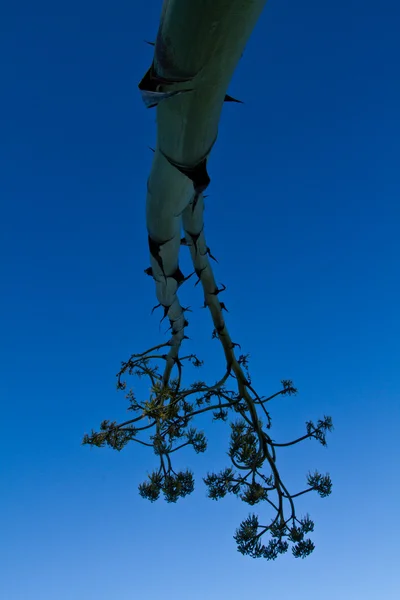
top-left (84, 0), bottom-right (333, 560)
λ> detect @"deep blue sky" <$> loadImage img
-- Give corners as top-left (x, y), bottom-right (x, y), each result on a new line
top-left (1, 1), bottom-right (399, 598)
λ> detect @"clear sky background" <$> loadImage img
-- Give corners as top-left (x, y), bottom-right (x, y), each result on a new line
top-left (1, 1), bottom-right (399, 598)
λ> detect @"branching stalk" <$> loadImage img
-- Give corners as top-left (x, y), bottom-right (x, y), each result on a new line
top-left (83, 0), bottom-right (333, 561)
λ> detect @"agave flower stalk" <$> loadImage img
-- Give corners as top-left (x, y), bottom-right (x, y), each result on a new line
top-left (84, 0), bottom-right (333, 562)
top-left (140, 0), bottom-right (267, 384)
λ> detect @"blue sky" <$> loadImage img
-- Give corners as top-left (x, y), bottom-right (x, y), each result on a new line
top-left (1, 0), bottom-right (399, 598)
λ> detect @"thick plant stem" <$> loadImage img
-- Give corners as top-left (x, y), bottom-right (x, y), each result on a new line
top-left (182, 196), bottom-right (266, 454)
top-left (143, 0), bottom-right (268, 385)
top-left (154, 0), bottom-right (268, 166)
top-left (146, 151), bottom-right (194, 385)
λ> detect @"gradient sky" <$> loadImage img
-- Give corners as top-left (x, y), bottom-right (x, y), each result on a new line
top-left (1, 1), bottom-right (400, 598)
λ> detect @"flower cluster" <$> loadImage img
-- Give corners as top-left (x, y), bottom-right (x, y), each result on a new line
top-left (83, 348), bottom-right (333, 560)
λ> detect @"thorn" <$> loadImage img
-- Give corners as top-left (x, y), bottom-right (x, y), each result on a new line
top-left (160, 150), bottom-right (211, 196)
top-left (148, 234), bottom-right (173, 281)
top-left (148, 146), bottom-right (155, 153)
top-left (224, 94), bottom-right (244, 104)
top-left (173, 356), bottom-right (183, 367)
top-left (211, 283), bottom-right (226, 296)
top-left (151, 303), bottom-right (161, 314)
top-left (144, 267), bottom-right (153, 276)
top-left (185, 228), bottom-right (203, 254)
top-left (231, 342), bottom-right (242, 350)
top-left (211, 326), bottom-right (225, 339)
top-left (200, 246), bottom-right (218, 262)
top-left (220, 302), bottom-right (228, 312)
top-left (212, 325), bottom-right (225, 339)
top-left (194, 266), bottom-right (207, 286)
top-left (169, 267), bottom-right (195, 287)
top-left (144, 40), bottom-right (155, 46)
top-left (160, 305), bottom-right (170, 324)
top-left (138, 66), bottom-right (194, 108)
top-left (207, 248), bottom-right (218, 262)
top-left (170, 267), bottom-right (186, 286)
